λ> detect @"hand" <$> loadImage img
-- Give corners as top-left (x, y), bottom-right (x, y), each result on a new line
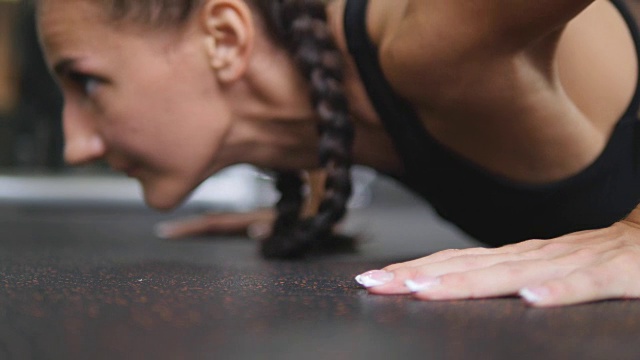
top-left (355, 219), bottom-right (640, 307)
top-left (154, 209), bottom-right (275, 241)
top-left (153, 170), bottom-right (328, 241)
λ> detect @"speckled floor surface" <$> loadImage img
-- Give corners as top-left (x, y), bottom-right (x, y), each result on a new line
top-left (1, 178), bottom-right (640, 360)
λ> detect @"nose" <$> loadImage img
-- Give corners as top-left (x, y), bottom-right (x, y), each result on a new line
top-left (62, 103), bottom-right (106, 165)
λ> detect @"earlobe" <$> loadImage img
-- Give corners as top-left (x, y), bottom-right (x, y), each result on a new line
top-left (201, 0), bottom-right (254, 82)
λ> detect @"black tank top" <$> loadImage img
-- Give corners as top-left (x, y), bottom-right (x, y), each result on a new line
top-left (344, 0), bottom-right (640, 246)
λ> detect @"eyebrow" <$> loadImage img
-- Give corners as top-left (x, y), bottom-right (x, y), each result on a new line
top-left (53, 58), bottom-right (77, 77)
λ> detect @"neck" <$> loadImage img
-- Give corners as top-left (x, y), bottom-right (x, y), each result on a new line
top-left (213, 0), bottom-right (403, 175)
top-left (212, 35), bottom-right (321, 172)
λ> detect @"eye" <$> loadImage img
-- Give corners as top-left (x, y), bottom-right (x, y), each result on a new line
top-left (68, 71), bottom-right (102, 97)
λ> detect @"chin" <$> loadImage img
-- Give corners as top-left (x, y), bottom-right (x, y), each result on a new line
top-left (139, 181), bottom-right (188, 212)
top-left (145, 198), bottom-right (181, 212)
top-left (143, 194), bottom-right (181, 211)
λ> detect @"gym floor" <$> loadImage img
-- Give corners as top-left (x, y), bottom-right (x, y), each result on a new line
top-left (1, 177), bottom-right (639, 360)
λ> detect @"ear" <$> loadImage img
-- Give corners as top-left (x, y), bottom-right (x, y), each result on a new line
top-left (201, 0), bottom-right (255, 83)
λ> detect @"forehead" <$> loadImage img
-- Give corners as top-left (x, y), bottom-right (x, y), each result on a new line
top-left (37, 0), bottom-right (107, 38)
top-left (37, 0), bottom-right (195, 71)
top-left (37, 0), bottom-right (113, 61)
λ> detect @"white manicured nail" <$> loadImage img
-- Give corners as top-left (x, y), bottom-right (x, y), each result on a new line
top-left (355, 270), bottom-right (394, 287)
top-left (405, 277), bottom-right (441, 292)
top-left (154, 223), bottom-right (175, 239)
top-left (519, 287), bottom-right (549, 303)
top-left (247, 222), bottom-right (271, 240)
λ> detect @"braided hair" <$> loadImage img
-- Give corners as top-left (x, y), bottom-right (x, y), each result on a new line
top-left (53, 0), bottom-right (356, 258)
top-left (253, 0), bottom-right (355, 258)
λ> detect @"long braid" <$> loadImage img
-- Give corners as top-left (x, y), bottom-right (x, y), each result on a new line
top-left (257, 0), bottom-right (356, 258)
top-left (270, 171), bottom-right (305, 242)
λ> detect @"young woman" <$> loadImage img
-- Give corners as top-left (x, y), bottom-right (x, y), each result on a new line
top-left (36, 0), bottom-right (640, 307)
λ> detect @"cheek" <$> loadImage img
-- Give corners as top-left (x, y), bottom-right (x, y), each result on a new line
top-left (106, 98), bottom-right (230, 209)
top-left (104, 57), bottom-right (231, 169)
top-left (111, 98), bottom-right (229, 171)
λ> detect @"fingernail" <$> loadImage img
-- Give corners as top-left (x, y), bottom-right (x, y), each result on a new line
top-left (405, 276), bottom-right (441, 292)
top-left (519, 287), bottom-right (550, 304)
top-left (247, 222), bottom-right (271, 240)
top-left (154, 223), bottom-right (175, 239)
top-left (355, 270), bottom-right (394, 287)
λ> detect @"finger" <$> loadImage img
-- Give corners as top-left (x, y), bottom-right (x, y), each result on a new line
top-left (383, 248), bottom-right (496, 272)
top-left (356, 269), bottom-right (417, 295)
top-left (366, 239), bottom-right (609, 296)
top-left (246, 221), bottom-right (273, 241)
top-left (364, 255), bottom-right (555, 296)
top-left (155, 216), bottom-right (212, 239)
top-left (368, 253), bottom-right (532, 295)
top-left (383, 239), bottom-right (548, 272)
top-left (520, 263), bottom-right (639, 307)
top-left (155, 210), bottom-right (274, 239)
top-left (409, 260), bottom-right (570, 300)
top-left (405, 252), bottom-right (533, 276)
top-left (360, 242), bottom-right (547, 295)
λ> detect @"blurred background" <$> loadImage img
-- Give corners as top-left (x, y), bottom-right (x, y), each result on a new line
top-left (1, 0), bottom-right (62, 170)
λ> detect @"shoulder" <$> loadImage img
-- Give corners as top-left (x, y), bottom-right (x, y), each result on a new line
top-left (556, 1), bottom-right (638, 134)
top-left (364, 0), bottom-right (633, 114)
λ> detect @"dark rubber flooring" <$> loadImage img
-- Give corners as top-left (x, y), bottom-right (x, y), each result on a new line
top-left (1, 178), bottom-right (640, 360)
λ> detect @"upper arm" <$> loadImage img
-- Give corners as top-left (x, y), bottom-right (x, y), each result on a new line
top-left (486, 0), bottom-right (596, 46)
top-left (414, 0), bottom-right (597, 47)
top-left (374, 0), bottom-right (598, 105)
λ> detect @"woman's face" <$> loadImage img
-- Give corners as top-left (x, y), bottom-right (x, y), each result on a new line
top-left (37, 0), bottom-right (232, 210)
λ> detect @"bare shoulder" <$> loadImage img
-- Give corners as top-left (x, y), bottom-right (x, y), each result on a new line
top-left (556, 0), bottom-right (638, 134)
top-left (370, 0), bottom-right (608, 102)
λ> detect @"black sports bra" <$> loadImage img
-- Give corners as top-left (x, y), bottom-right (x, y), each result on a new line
top-left (344, 0), bottom-right (640, 245)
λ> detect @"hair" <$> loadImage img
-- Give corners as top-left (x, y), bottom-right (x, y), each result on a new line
top-left (84, 0), bottom-right (356, 259)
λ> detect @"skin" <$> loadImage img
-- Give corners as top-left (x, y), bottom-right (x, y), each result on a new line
top-left (37, 0), bottom-right (640, 306)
